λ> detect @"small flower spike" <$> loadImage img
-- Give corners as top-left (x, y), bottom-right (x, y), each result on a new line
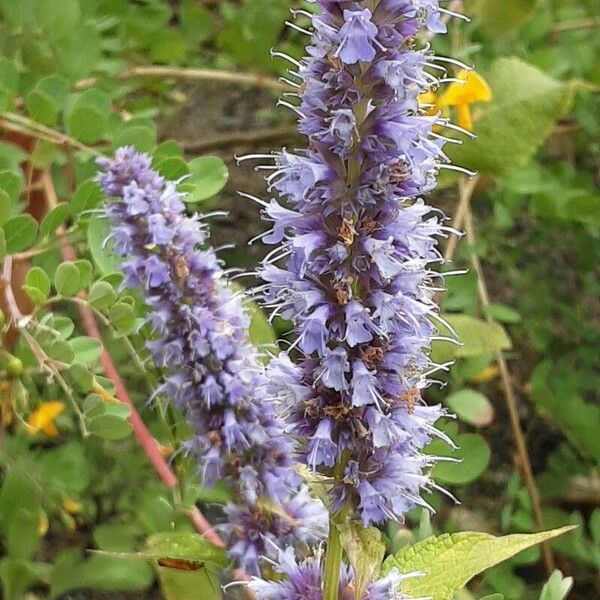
top-left (98, 147), bottom-right (326, 574)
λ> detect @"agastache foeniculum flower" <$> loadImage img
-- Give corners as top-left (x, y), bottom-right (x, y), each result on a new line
top-left (248, 547), bottom-right (416, 599)
top-left (97, 147), bottom-right (326, 574)
top-left (242, 0), bottom-right (472, 529)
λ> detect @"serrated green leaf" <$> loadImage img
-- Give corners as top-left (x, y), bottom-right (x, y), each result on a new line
top-left (54, 262), bottom-right (81, 297)
top-left (381, 527), bottom-right (574, 600)
top-left (24, 267), bottom-right (51, 305)
top-left (181, 156), bottom-right (228, 203)
top-left (448, 58), bottom-right (574, 175)
top-left (3, 215), bottom-right (38, 253)
top-left (39, 204), bottom-right (69, 239)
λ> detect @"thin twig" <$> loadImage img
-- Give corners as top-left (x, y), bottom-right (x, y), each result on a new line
top-left (77, 65), bottom-right (288, 93)
top-left (0, 114), bottom-right (101, 156)
top-left (550, 17), bottom-right (600, 34)
top-left (461, 186), bottom-right (555, 574)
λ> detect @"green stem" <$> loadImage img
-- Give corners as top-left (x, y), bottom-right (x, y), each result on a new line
top-left (323, 514), bottom-right (343, 600)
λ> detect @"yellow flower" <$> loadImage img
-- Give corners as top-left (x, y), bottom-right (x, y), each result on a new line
top-left (38, 509), bottom-right (49, 536)
top-left (437, 70), bottom-right (492, 131)
top-left (468, 365), bottom-right (500, 384)
top-left (26, 401), bottom-right (66, 437)
top-left (62, 498), bottom-right (83, 514)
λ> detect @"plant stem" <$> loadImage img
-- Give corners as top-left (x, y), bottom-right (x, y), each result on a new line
top-left (323, 515), bottom-right (343, 600)
top-left (463, 203), bottom-right (555, 574)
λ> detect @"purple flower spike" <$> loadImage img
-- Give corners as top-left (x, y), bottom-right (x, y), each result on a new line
top-left (250, 0), bottom-right (456, 527)
top-left (98, 147), bottom-right (326, 574)
top-left (248, 547), bottom-right (414, 599)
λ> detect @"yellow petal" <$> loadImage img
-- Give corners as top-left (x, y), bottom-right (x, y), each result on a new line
top-left (27, 401), bottom-right (66, 437)
top-left (468, 365), bottom-right (501, 384)
top-left (38, 510), bottom-right (49, 536)
top-left (62, 498), bottom-right (83, 514)
top-left (457, 104), bottom-right (474, 132)
top-left (438, 70), bottom-right (492, 107)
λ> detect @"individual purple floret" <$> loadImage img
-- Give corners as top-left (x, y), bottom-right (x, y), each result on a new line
top-left (248, 547), bottom-right (413, 599)
top-left (97, 147), bottom-right (326, 574)
top-left (246, 0), bottom-right (465, 527)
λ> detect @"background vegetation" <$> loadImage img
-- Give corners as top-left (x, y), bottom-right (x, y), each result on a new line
top-left (0, 0), bottom-right (597, 598)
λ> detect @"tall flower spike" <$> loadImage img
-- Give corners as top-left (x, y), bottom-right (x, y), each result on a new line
top-left (250, 0), bottom-right (461, 528)
top-left (248, 547), bottom-right (415, 600)
top-left (97, 147), bottom-right (326, 574)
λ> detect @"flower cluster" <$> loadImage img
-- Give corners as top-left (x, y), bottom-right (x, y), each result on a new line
top-left (97, 147), bottom-right (326, 574)
top-left (249, 548), bottom-right (411, 600)
top-left (251, 0), bottom-right (459, 526)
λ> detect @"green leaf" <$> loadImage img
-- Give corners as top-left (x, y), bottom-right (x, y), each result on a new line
top-left (25, 75), bottom-right (69, 126)
top-left (181, 157), bottom-right (228, 203)
top-left (432, 315), bottom-right (512, 363)
top-left (88, 281), bottom-right (116, 310)
top-left (426, 424), bottom-right (491, 485)
top-left (382, 527), bottom-right (574, 600)
top-left (247, 297), bottom-right (277, 350)
top-left (472, 0), bottom-right (536, 37)
top-left (146, 532), bottom-right (227, 600)
top-left (0, 189), bottom-right (12, 225)
top-left (45, 339), bottom-right (75, 365)
top-left (67, 89), bottom-right (110, 144)
top-left (448, 58), bottom-right (574, 176)
top-left (484, 305), bottom-right (521, 324)
top-left (39, 203), bottom-right (69, 239)
top-left (539, 570), bottom-right (574, 600)
top-left (74, 259), bottom-right (93, 289)
top-left (0, 559), bottom-right (45, 600)
top-left (0, 190), bottom-right (11, 226)
top-left (3, 215), bottom-right (38, 253)
top-left (70, 336), bottom-right (102, 366)
top-left (339, 522), bottom-right (385, 600)
top-left (70, 179), bottom-right (103, 217)
top-left (108, 303), bottom-right (136, 335)
top-left (54, 262), bottom-right (81, 296)
top-left (112, 125), bottom-right (156, 153)
top-left (0, 170), bottom-right (24, 203)
top-left (155, 157), bottom-right (189, 180)
top-left (89, 414), bottom-right (133, 441)
top-left (87, 215), bottom-right (122, 275)
top-left (0, 230), bottom-right (6, 261)
top-left (446, 389), bottom-right (494, 428)
top-left (23, 267), bottom-right (51, 305)
top-left (180, 2), bottom-right (213, 44)
top-left (34, 0), bottom-right (81, 41)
